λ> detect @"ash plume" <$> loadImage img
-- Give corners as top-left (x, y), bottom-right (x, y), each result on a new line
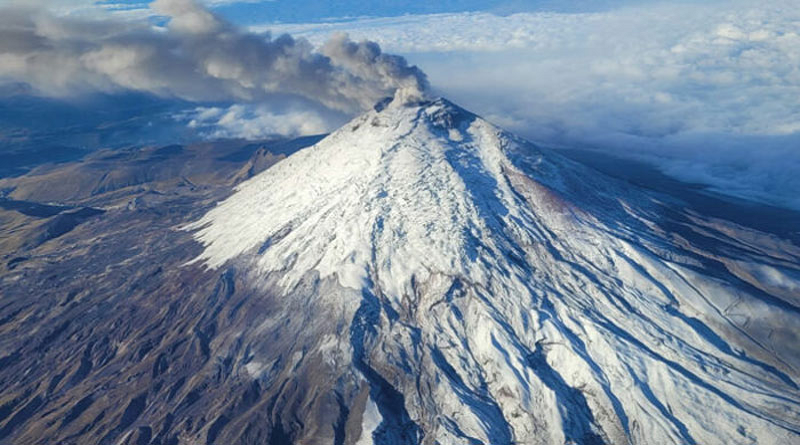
top-left (0, 0), bottom-right (428, 113)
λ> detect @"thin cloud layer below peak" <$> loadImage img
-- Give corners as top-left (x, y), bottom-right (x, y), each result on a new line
top-left (179, 102), bottom-right (344, 140)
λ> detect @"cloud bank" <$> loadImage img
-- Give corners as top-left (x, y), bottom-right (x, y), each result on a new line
top-left (0, 0), bottom-right (427, 115)
top-left (180, 103), bottom-right (343, 140)
top-left (268, 0), bottom-right (800, 209)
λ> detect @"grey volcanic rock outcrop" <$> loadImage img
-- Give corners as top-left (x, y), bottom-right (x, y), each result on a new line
top-left (0, 98), bottom-right (799, 445)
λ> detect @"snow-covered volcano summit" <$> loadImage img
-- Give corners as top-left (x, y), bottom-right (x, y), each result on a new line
top-left (188, 97), bottom-right (800, 444)
top-left (189, 97), bottom-right (637, 297)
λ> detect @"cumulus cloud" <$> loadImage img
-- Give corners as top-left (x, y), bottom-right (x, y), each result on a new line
top-left (0, 0), bottom-right (428, 115)
top-left (268, 0), bottom-right (800, 210)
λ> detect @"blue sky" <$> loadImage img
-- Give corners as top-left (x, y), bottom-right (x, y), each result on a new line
top-left (93, 0), bottom-right (716, 24)
top-left (208, 0), bottom-right (670, 24)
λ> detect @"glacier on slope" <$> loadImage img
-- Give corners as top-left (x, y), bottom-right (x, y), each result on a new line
top-left (187, 97), bottom-right (800, 444)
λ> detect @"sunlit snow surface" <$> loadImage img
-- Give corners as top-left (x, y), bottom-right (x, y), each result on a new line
top-left (188, 98), bottom-right (800, 444)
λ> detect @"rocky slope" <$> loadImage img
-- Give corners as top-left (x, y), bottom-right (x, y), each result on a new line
top-left (187, 97), bottom-right (800, 444)
top-left (0, 98), bottom-right (798, 445)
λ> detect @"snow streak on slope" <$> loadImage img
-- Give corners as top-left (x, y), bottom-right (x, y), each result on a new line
top-left (188, 97), bottom-right (800, 444)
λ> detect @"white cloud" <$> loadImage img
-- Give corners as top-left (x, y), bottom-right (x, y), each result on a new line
top-left (263, 0), bottom-right (800, 209)
top-left (180, 103), bottom-right (341, 139)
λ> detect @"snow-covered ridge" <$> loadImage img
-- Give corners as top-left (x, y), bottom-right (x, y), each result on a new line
top-left (188, 97), bottom-right (575, 298)
top-left (187, 97), bottom-right (800, 445)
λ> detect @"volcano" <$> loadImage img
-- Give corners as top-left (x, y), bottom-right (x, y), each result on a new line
top-left (184, 97), bottom-right (800, 445)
